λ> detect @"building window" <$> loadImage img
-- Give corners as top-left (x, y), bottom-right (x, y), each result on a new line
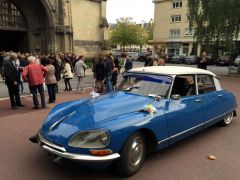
top-left (170, 29), bottom-right (180, 37)
top-left (0, 1), bottom-right (26, 28)
top-left (172, 1), bottom-right (182, 9)
top-left (185, 28), bottom-right (194, 36)
top-left (171, 15), bottom-right (181, 23)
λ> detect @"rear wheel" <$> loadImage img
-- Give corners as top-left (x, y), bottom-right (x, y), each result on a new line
top-left (115, 132), bottom-right (146, 177)
top-left (220, 112), bottom-right (234, 126)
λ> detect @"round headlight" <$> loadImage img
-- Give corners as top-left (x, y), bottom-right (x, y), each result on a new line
top-left (69, 130), bottom-right (110, 148)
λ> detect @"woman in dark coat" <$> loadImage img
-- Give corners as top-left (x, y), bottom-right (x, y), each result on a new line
top-left (95, 57), bottom-right (105, 93)
top-left (52, 55), bottom-right (62, 93)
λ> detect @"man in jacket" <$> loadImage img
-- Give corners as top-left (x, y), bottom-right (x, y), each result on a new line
top-left (22, 56), bottom-right (48, 109)
top-left (4, 52), bottom-right (25, 109)
top-left (74, 56), bottom-right (88, 92)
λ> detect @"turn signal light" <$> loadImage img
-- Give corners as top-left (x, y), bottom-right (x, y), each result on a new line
top-left (90, 149), bottom-right (112, 156)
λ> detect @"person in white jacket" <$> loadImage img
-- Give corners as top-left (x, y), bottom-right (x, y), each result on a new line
top-left (74, 56), bottom-right (88, 92)
top-left (63, 59), bottom-right (73, 91)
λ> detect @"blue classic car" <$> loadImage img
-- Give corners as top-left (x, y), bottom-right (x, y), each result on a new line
top-left (31, 66), bottom-right (237, 177)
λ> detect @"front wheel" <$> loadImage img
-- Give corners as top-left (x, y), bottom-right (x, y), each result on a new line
top-left (220, 112), bottom-right (234, 126)
top-left (115, 132), bottom-right (146, 177)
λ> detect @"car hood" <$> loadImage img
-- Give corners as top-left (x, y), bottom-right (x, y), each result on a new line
top-left (41, 91), bottom-right (152, 146)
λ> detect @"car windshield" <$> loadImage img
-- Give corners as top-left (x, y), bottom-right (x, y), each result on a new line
top-left (118, 73), bottom-right (172, 98)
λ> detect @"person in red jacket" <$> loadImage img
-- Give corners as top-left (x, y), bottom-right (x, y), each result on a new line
top-left (22, 56), bottom-right (48, 109)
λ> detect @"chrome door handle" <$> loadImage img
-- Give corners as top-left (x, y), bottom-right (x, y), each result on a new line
top-left (217, 94), bottom-right (223, 97)
top-left (195, 99), bottom-right (202, 102)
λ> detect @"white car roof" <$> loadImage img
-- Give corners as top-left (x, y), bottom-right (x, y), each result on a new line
top-left (129, 66), bottom-right (216, 77)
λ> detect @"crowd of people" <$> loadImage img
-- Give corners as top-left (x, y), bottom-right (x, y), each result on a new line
top-left (0, 51), bottom-right (135, 110)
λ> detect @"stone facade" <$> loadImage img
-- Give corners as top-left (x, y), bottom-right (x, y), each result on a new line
top-left (0, 0), bottom-right (110, 57)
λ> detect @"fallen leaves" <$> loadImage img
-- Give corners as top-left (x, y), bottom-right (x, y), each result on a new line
top-left (207, 155), bottom-right (216, 160)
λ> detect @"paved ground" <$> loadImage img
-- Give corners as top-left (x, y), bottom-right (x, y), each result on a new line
top-left (0, 75), bottom-right (239, 180)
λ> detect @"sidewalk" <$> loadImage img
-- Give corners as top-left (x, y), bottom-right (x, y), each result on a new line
top-left (0, 89), bottom-right (92, 118)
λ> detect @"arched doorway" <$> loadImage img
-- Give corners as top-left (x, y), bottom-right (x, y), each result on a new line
top-left (0, 0), bottom-right (55, 53)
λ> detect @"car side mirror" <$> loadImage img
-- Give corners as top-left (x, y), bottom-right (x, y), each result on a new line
top-left (171, 94), bottom-right (181, 100)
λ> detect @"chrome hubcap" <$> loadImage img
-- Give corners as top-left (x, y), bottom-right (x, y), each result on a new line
top-left (224, 112), bottom-right (233, 124)
top-left (129, 137), bottom-right (143, 168)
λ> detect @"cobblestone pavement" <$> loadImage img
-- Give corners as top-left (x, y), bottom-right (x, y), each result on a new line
top-left (0, 75), bottom-right (239, 180)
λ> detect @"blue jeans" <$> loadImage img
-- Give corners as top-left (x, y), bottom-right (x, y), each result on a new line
top-left (18, 81), bottom-right (24, 92)
top-left (29, 84), bottom-right (46, 108)
top-left (47, 84), bottom-right (56, 103)
top-left (106, 75), bottom-right (113, 92)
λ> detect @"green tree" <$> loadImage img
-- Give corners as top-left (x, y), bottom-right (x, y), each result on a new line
top-left (135, 25), bottom-right (149, 51)
top-left (110, 17), bottom-right (152, 51)
top-left (188, 0), bottom-right (240, 51)
top-left (110, 17), bottom-right (137, 51)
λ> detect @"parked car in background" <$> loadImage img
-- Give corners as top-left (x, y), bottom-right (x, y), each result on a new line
top-left (185, 55), bottom-right (198, 64)
top-left (112, 50), bottom-right (122, 57)
top-left (137, 52), bottom-right (147, 62)
top-left (161, 53), bottom-right (174, 63)
top-left (216, 55), bottom-right (232, 66)
top-left (234, 55), bottom-right (240, 67)
top-left (169, 55), bottom-right (186, 64)
top-left (30, 66), bottom-right (237, 177)
top-left (206, 54), bottom-right (217, 65)
top-left (126, 52), bottom-right (139, 61)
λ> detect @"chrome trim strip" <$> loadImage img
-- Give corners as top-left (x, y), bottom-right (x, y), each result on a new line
top-left (205, 109), bottom-right (235, 124)
top-left (37, 131), bottom-right (66, 152)
top-left (49, 111), bottom-right (76, 131)
top-left (158, 137), bottom-right (169, 144)
top-left (158, 108), bottom-right (236, 143)
top-left (41, 145), bottom-right (120, 162)
top-left (170, 123), bottom-right (204, 139)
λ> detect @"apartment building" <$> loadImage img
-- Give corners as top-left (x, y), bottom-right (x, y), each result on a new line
top-left (152, 0), bottom-right (201, 56)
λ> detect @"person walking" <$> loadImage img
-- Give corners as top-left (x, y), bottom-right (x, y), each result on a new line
top-left (114, 55), bottom-right (121, 73)
top-left (18, 54), bottom-right (28, 93)
top-left (52, 55), bottom-right (62, 93)
top-left (22, 56), bottom-right (48, 109)
top-left (63, 59), bottom-right (73, 91)
top-left (112, 67), bottom-right (118, 90)
top-left (105, 55), bottom-right (114, 93)
top-left (197, 50), bottom-right (208, 70)
top-left (45, 59), bottom-right (57, 103)
top-left (74, 56), bottom-right (88, 92)
top-left (4, 52), bottom-right (25, 109)
top-left (124, 56), bottom-right (133, 72)
top-left (95, 57), bottom-right (105, 93)
top-left (144, 52), bottom-right (153, 67)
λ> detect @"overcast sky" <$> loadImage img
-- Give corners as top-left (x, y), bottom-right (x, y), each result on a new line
top-left (107, 0), bottom-right (154, 24)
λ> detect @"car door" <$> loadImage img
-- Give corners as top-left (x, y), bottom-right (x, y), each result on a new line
top-left (196, 74), bottom-right (226, 127)
top-left (165, 75), bottom-right (204, 144)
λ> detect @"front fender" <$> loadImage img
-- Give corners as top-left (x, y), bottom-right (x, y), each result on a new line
top-left (97, 110), bottom-right (168, 153)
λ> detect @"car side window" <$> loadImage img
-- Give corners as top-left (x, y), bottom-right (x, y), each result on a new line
top-left (197, 75), bottom-right (216, 94)
top-left (171, 75), bottom-right (196, 97)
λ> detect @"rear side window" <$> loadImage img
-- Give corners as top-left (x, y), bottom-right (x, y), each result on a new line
top-left (197, 75), bottom-right (216, 94)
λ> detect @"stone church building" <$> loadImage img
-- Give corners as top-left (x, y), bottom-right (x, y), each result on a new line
top-left (0, 0), bottom-right (110, 57)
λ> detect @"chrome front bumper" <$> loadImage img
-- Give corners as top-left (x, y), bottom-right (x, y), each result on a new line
top-left (36, 131), bottom-right (120, 162)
